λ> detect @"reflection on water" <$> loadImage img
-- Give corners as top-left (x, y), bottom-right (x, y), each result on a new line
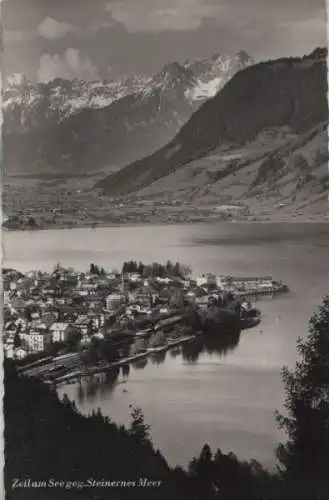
top-left (169, 347), bottom-right (181, 358)
top-left (131, 357), bottom-right (149, 370)
top-left (121, 364), bottom-right (130, 378)
top-left (181, 327), bottom-right (241, 363)
top-left (73, 329), bottom-right (241, 405)
top-left (76, 367), bottom-right (121, 404)
top-left (149, 350), bottom-right (167, 365)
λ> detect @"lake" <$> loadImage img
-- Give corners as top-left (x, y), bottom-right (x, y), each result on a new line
top-left (4, 222), bottom-right (329, 469)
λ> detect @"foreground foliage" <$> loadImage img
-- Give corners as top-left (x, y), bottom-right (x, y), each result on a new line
top-left (276, 292), bottom-right (329, 499)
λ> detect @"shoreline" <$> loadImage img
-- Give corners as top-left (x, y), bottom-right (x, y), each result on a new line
top-left (3, 217), bottom-right (329, 233)
top-left (53, 334), bottom-right (199, 385)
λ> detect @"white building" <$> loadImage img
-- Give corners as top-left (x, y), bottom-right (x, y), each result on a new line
top-left (106, 293), bottom-right (126, 311)
top-left (196, 273), bottom-right (218, 287)
top-left (217, 275), bottom-right (273, 290)
top-left (74, 315), bottom-right (91, 336)
top-left (77, 281), bottom-right (98, 296)
top-left (155, 277), bottom-right (173, 284)
top-left (128, 273), bottom-right (142, 282)
top-left (4, 343), bottom-right (14, 359)
top-left (22, 331), bottom-right (52, 353)
top-left (50, 322), bottom-right (74, 343)
top-left (15, 348), bottom-right (28, 360)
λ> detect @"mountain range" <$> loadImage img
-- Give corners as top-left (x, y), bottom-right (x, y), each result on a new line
top-left (95, 48), bottom-right (329, 217)
top-left (2, 51), bottom-right (254, 175)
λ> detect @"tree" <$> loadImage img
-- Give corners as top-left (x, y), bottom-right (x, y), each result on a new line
top-left (166, 260), bottom-right (174, 274)
top-left (148, 331), bottom-right (166, 348)
top-left (24, 307), bottom-right (32, 322)
top-left (27, 216), bottom-right (37, 227)
top-left (173, 262), bottom-right (180, 276)
top-left (179, 264), bottom-right (192, 278)
top-left (99, 339), bottom-right (118, 362)
top-left (54, 261), bottom-right (62, 271)
top-left (130, 338), bottom-right (146, 355)
top-left (13, 330), bottom-right (21, 349)
top-left (276, 292), bottom-right (329, 499)
top-left (67, 330), bottom-right (82, 352)
top-left (169, 289), bottom-right (185, 308)
top-left (128, 406), bottom-right (151, 445)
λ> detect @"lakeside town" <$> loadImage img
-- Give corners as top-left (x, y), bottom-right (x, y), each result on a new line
top-left (3, 261), bottom-right (289, 383)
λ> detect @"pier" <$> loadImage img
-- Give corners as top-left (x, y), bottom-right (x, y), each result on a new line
top-left (234, 284), bottom-right (289, 299)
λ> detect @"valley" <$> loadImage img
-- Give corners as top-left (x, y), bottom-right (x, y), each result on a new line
top-left (3, 167), bottom-right (328, 231)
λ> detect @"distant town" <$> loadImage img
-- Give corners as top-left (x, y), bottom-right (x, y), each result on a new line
top-left (3, 261), bottom-right (289, 383)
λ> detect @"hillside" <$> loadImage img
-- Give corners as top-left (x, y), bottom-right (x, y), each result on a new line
top-left (4, 362), bottom-right (185, 500)
top-left (2, 51), bottom-right (253, 176)
top-left (133, 122), bottom-right (329, 219)
top-left (3, 361), bottom-right (283, 500)
top-left (95, 48), bottom-right (328, 213)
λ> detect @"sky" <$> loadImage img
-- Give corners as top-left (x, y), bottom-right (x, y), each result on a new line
top-left (1, 0), bottom-right (327, 83)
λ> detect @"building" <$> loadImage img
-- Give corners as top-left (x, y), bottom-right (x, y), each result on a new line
top-left (50, 322), bottom-right (74, 343)
top-left (155, 277), bottom-right (173, 284)
top-left (4, 321), bottom-right (17, 336)
top-left (77, 281), bottom-right (98, 296)
top-left (15, 347), bottom-right (28, 360)
top-left (31, 311), bottom-right (41, 321)
top-left (218, 275), bottom-right (273, 290)
top-left (80, 335), bottom-right (92, 347)
top-left (129, 285), bottom-right (159, 307)
top-left (22, 330), bottom-right (52, 353)
top-left (3, 291), bottom-right (11, 305)
top-left (106, 292), bottom-right (126, 311)
top-left (86, 312), bottom-right (104, 329)
top-left (127, 273), bottom-right (142, 283)
top-left (74, 315), bottom-right (92, 336)
top-left (196, 273), bottom-right (218, 288)
top-left (4, 341), bottom-right (15, 359)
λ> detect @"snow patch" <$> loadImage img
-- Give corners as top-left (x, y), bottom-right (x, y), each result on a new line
top-left (187, 77), bottom-right (223, 101)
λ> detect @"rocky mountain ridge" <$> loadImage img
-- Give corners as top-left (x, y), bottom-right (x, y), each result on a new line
top-left (3, 74), bottom-right (150, 133)
top-left (2, 51), bottom-right (254, 174)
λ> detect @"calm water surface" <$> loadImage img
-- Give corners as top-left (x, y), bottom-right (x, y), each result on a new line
top-left (4, 223), bottom-right (329, 469)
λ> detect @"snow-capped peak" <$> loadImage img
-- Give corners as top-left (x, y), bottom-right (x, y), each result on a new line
top-left (151, 62), bottom-right (195, 90)
top-left (185, 50), bottom-right (254, 102)
top-left (2, 73), bottom-right (151, 132)
top-left (2, 50), bottom-right (254, 134)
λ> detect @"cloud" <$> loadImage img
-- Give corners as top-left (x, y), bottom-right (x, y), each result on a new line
top-left (104, 0), bottom-right (326, 34)
top-left (37, 48), bottom-right (100, 82)
top-left (105, 0), bottom-right (222, 32)
top-left (2, 0), bottom-right (112, 30)
top-left (3, 0), bottom-right (326, 82)
top-left (3, 29), bottom-right (32, 43)
top-left (37, 17), bottom-right (74, 39)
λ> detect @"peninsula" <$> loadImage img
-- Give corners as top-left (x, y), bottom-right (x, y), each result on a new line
top-left (3, 261), bottom-right (288, 382)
